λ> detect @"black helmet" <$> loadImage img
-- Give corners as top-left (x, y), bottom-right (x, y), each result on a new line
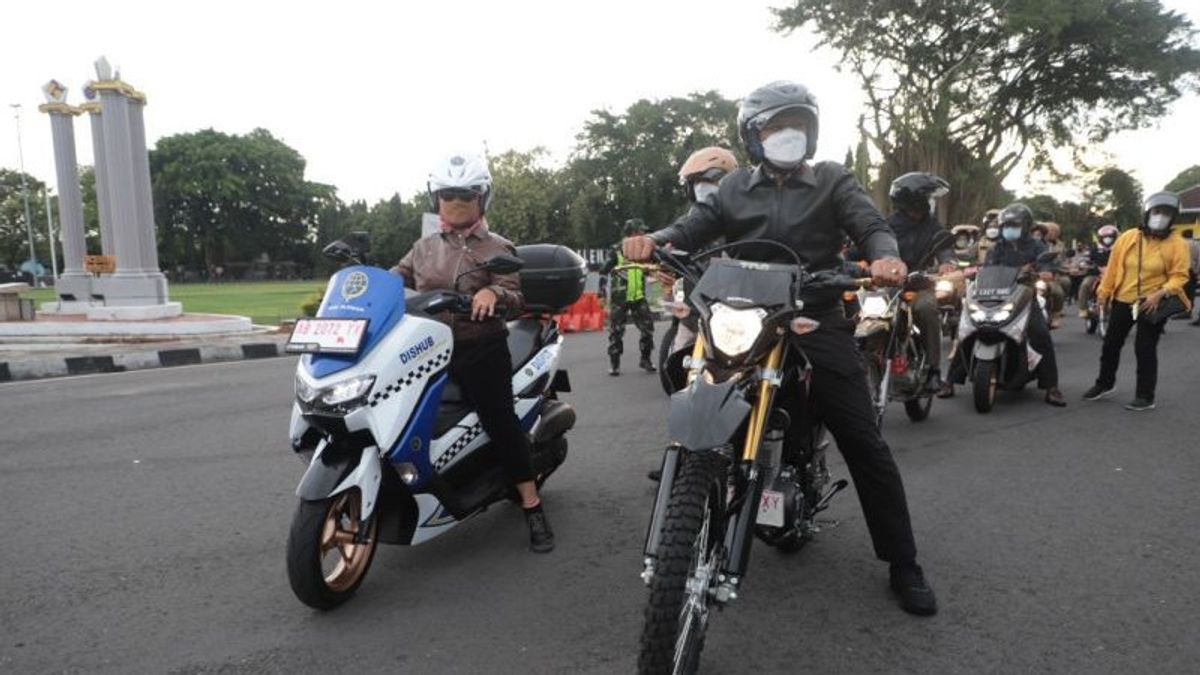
top-left (737, 81), bottom-right (819, 165)
top-left (998, 203), bottom-right (1034, 238)
top-left (888, 172), bottom-right (950, 214)
top-left (624, 218), bottom-right (647, 235)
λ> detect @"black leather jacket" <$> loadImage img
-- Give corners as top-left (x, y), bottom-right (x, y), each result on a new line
top-left (887, 211), bottom-right (955, 271)
top-left (649, 162), bottom-right (899, 270)
top-left (983, 237), bottom-right (1054, 273)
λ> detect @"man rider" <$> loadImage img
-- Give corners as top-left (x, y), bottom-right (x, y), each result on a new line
top-left (602, 219), bottom-right (657, 376)
top-left (623, 80), bottom-right (938, 617)
top-left (977, 209), bottom-right (1001, 264)
top-left (885, 172), bottom-right (958, 392)
top-left (1078, 224), bottom-right (1118, 316)
top-left (392, 152), bottom-right (554, 553)
top-left (1032, 222), bottom-right (1067, 328)
top-left (939, 203), bottom-right (1067, 406)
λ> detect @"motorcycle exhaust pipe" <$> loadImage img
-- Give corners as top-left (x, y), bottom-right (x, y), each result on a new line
top-left (642, 445), bottom-right (682, 563)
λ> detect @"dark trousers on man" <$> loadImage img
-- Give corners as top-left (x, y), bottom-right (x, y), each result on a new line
top-left (608, 299), bottom-right (655, 363)
top-left (449, 338), bottom-right (535, 484)
top-left (911, 289), bottom-right (942, 371)
top-left (790, 311), bottom-right (918, 565)
top-left (1095, 301), bottom-right (1163, 400)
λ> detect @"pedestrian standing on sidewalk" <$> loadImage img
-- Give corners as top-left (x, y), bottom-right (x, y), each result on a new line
top-left (602, 218), bottom-right (656, 376)
top-left (1083, 192), bottom-right (1192, 411)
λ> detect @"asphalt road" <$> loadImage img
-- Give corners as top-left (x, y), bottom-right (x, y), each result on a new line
top-left (3, 317), bottom-right (1200, 674)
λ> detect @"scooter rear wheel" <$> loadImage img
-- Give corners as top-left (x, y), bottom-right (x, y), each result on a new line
top-left (286, 490), bottom-right (378, 610)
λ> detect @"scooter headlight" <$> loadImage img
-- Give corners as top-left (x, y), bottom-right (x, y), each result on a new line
top-left (319, 375), bottom-right (377, 406)
top-left (860, 294), bottom-right (891, 319)
top-left (295, 374), bottom-right (318, 403)
top-left (709, 303), bottom-right (766, 356)
top-left (992, 309), bottom-right (1011, 322)
top-left (935, 279), bottom-right (954, 294)
top-left (970, 309), bottom-right (988, 323)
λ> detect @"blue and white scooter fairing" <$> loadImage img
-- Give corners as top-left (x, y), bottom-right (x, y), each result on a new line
top-left (285, 243), bottom-right (582, 609)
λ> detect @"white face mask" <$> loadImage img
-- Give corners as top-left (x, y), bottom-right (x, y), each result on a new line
top-left (1002, 226), bottom-right (1022, 242)
top-left (692, 182), bottom-right (719, 204)
top-left (1147, 213), bottom-right (1171, 231)
top-left (985, 227), bottom-right (1000, 240)
top-left (761, 128), bottom-right (807, 170)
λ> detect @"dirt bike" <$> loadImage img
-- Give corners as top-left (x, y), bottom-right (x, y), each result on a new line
top-left (637, 241), bottom-right (858, 674)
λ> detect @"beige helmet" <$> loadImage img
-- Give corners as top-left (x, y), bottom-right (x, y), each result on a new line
top-left (1043, 221), bottom-right (1061, 242)
top-left (951, 224), bottom-right (980, 237)
top-left (678, 146), bottom-right (739, 184)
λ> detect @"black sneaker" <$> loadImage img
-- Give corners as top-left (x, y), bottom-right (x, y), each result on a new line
top-left (923, 370), bottom-right (945, 395)
top-left (524, 506), bottom-right (555, 553)
top-left (1082, 384), bottom-right (1115, 401)
top-left (639, 356), bottom-right (657, 372)
top-left (889, 564), bottom-right (938, 616)
top-left (608, 358), bottom-right (620, 377)
top-left (1124, 397), bottom-right (1156, 412)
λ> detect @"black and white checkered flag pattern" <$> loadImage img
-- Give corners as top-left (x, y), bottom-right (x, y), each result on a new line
top-left (368, 348), bottom-right (451, 408)
top-left (432, 423), bottom-right (484, 470)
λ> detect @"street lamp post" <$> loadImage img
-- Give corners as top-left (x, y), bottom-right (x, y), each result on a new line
top-left (45, 190), bottom-right (58, 284)
top-left (9, 103), bottom-right (37, 282)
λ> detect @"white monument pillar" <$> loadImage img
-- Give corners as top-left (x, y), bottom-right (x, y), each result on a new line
top-left (81, 99), bottom-right (115, 256)
top-left (36, 80), bottom-right (90, 309)
top-left (84, 57), bottom-right (179, 320)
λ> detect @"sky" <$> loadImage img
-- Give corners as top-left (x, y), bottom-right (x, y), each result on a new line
top-left (1, 0), bottom-right (1196, 208)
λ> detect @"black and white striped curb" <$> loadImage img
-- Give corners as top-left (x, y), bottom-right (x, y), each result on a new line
top-left (0, 337), bottom-right (292, 383)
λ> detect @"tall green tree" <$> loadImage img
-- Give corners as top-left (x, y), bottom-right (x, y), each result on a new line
top-left (1164, 165), bottom-right (1200, 192)
top-left (150, 128), bottom-right (333, 274)
top-left (486, 148), bottom-right (572, 246)
top-left (0, 169), bottom-right (48, 270)
top-left (1094, 167), bottom-right (1144, 228)
top-left (775, 0), bottom-right (1200, 224)
top-left (566, 91), bottom-right (741, 247)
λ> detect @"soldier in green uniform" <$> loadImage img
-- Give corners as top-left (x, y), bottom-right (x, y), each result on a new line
top-left (602, 219), bottom-right (657, 376)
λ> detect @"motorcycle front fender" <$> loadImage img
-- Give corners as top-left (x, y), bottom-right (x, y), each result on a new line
top-left (973, 342), bottom-right (1001, 361)
top-left (667, 377), bottom-right (752, 450)
top-left (854, 318), bottom-right (890, 339)
top-left (296, 444), bottom-right (382, 520)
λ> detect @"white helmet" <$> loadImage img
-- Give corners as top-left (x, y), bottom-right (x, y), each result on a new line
top-left (427, 152), bottom-right (494, 212)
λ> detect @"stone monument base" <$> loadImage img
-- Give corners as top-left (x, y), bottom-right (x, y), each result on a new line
top-left (86, 302), bottom-right (183, 321)
top-left (0, 311), bottom-right (253, 337)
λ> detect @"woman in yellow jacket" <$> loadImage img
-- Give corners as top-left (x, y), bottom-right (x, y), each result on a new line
top-left (1082, 192), bottom-right (1192, 411)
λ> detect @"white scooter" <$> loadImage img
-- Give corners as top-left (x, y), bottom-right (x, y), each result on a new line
top-left (285, 236), bottom-right (585, 609)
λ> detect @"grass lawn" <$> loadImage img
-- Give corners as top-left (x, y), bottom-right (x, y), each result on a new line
top-left (21, 280), bottom-right (329, 326)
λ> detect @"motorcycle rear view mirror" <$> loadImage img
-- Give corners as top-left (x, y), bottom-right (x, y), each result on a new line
top-left (322, 240), bottom-right (355, 261)
top-left (345, 230), bottom-right (371, 255)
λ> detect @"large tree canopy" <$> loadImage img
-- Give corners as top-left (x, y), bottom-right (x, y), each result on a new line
top-left (0, 169), bottom-right (48, 270)
top-left (150, 128), bottom-right (333, 274)
top-left (1164, 164), bottom-right (1200, 192)
top-left (775, 0), bottom-right (1200, 223)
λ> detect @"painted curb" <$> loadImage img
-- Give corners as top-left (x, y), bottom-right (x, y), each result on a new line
top-left (1, 338), bottom-right (291, 383)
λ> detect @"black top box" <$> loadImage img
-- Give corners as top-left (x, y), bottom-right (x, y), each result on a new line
top-left (515, 244), bottom-right (587, 313)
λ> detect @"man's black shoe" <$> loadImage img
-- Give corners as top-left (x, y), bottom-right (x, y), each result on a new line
top-left (889, 564), bottom-right (938, 616)
top-left (936, 381), bottom-right (955, 399)
top-left (647, 468), bottom-right (662, 482)
top-left (639, 356), bottom-right (657, 372)
top-left (1082, 384), bottom-right (1115, 401)
top-left (1045, 388), bottom-right (1067, 407)
top-left (1124, 396), bottom-right (1156, 412)
top-left (608, 358), bottom-right (620, 377)
top-left (924, 370), bottom-right (945, 395)
top-left (524, 505), bottom-right (555, 553)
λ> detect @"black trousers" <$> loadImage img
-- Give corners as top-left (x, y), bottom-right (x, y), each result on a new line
top-left (1095, 301), bottom-right (1163, 399)
top-left (449, 338), bottom-right (535, 484)
top-left (791, 312), bottom-right (918, 565)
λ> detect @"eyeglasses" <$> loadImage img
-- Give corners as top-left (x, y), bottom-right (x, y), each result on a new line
top-left (438, 189), bottom-right (481, 203)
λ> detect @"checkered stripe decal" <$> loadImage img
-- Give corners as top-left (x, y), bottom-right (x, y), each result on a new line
top-left (432, 423), bottom-right (484, 470)
top-left (368, 348), bottom-right (451, 408)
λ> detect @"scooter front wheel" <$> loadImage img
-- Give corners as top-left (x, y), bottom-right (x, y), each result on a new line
top-left (972, 360), bottom-right (998, 413)
top-left (286, 490), bottom-right (378, 610)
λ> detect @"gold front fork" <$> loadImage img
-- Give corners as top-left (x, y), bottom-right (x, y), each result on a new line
top-left (686, 333), bottom-right (707, 385)
top-left (740, 341), bottom-right (785, 463)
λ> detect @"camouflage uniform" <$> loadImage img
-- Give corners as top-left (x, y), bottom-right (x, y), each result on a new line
top-left (603, 249), bottom-right (655, 369)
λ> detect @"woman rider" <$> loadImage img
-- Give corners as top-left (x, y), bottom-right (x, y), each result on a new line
top-left (392, 152), bottom-right (554, 552)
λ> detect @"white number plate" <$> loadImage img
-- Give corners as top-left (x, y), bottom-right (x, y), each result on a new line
top-left (756, 489), bottom-right (785, 528)
top-left (286, 318), bottom-right (368, 354)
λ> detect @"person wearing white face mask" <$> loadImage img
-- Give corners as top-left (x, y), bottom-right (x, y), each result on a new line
top-left (623, 80), bottom-right (938, 617)
top-left (977, 209), bottom-right (1002, 264)
top-left (1084, 192), bottom-right (1191, 411)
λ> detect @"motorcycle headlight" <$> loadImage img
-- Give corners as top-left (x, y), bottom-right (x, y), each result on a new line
top-left (935, 279), bottom-right (954, 294)
top-left (971, 309), bottom-right (988, 322)
top-left (1035, 280), bottom-right (1047, 292)
top-left (861, 294), bottom-right (890, 318)
top-left (992, 309), bottom-right (1011, 322)
top-left (708, 303), bottom-right (766, 356)
top-left (295, 374), bottom-right (318, 403)
top-left (320, 375), bottom-right (377, 406)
